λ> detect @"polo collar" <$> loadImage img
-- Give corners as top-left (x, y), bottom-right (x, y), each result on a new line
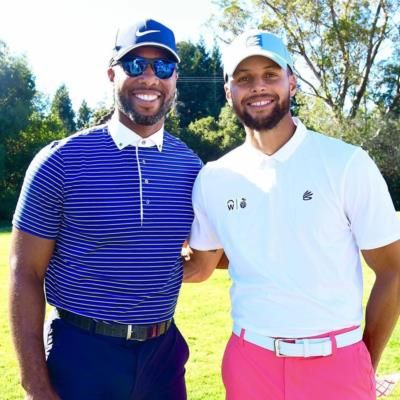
top-left (243, 117), bottom-right (307, 163)
top-left (108, 113), bottom-right (164, 152)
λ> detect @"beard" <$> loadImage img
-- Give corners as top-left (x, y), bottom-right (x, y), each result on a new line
top-left (232, 92), bottom-right (291, 131)
top-left (115, 87), bottom-right (176, 126)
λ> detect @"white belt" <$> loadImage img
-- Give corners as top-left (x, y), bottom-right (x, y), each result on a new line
top-left (233, 324), bottom-right (363, 358)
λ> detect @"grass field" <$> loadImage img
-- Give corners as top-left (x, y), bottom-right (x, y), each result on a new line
top-left (1, 227), bottom-right (399, 399)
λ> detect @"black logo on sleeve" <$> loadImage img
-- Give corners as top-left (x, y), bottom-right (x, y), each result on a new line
top-left (302, 190), bottom-right (313, 201)
top-left (227, 198), bottom-right (247, 210)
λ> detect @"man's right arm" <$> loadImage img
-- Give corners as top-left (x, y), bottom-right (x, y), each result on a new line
top-left (183, 248), bottom-right (224, 282)
top-left (9, 228), bottom-right (60, 400)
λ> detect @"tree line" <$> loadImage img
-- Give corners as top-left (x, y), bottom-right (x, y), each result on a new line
top-left (1, 0), bottom-right (399, 222)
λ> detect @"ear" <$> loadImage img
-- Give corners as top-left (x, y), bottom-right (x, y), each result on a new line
top-left (224, 83), bottom-right (233, 107)
top-left (289, 73), bottom-right (297, 97)
top-left (107, 67), bottom-right (115, 82)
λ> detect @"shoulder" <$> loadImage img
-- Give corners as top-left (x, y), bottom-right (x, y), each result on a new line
top-left (163, 130), bottom-right (203, 165)
top-left (305, 129), bottom-right (362, 167)
top-left (300, 128), bottom-right (380, 187)
top-left (307, 129), bottom-right (358, 153)
top-left (27, 124), bottom-right (111, 175)
top-left (194, 145), bottom-right (246, 186)
top-left (201, 144), bottom-right (246, 172)
top-left (56, 124), bottom-right (110, 151)
top-left (38, 124), bottom-right (109, 156)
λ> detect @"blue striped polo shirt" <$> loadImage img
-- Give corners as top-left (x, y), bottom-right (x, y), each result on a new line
top-left (13, 119), bottom-right (202, 324)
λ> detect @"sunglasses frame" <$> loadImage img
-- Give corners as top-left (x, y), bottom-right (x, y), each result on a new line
top-left (116, 56), bottom-right (177, 80)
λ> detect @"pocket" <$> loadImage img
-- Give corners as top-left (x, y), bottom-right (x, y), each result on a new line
top-left (44, 310), bottom-right (61, 359)
top-left (357, 341), bottom-right (376, 392)
top-left (221, 334), bottom-right (237, 386)
top-left (174, 324), bottom-right (190, 365)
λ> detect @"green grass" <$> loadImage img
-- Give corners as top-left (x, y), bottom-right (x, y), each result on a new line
top-left (1, 229), bottom-right (399, 399)
top-left (0, 230), bottom-right (24, 400)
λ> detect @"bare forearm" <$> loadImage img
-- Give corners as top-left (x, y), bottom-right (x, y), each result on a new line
top-left (183, 259), bottom-right (210, 282)
top-left (183, 249), bottom-right (224, 282)
top-left (9, 271), bottom-right (58, 399)
top-left (363, 271), bottom-right (400, 370)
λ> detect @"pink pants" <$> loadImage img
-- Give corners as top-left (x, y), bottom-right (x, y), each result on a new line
top-left (222, 327), bottom-right (376, 400)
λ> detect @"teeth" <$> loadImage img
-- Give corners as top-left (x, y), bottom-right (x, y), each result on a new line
top-left (136, 94), bottom-right (158, 101)
top-left (251, 99), bottom-right (272, 106)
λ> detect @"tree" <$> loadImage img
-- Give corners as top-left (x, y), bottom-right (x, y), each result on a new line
top-left (0, 41), bottom-right (37, 222)
top-left (91, 103), bottom-right (114, 125)
top-left (186, 104), bottom-right (245, 162)
top-left (177, 40), bottom-right (225, 127)
top-left (367, 31), bottom-right (400, 208)
top-left (1, 112), bottom-right (66, 220)
top-left (212, 0), bottom-right (399, 121)
top-left (0, 41), bottom-right (36, 139)
top-left (51, 84), bottom-right (76, 133)
top-left (76, 100), bottom-right (93, 130)
top-left (210, 0), bottom-right (252, 39)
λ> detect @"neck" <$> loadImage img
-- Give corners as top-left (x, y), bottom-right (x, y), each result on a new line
top-left (116, 109), bottom-right (164, 138)
top-left (245, 115), bottom-right (296, 155)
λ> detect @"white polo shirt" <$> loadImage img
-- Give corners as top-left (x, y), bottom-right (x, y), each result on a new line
top-left (189, 118), bottom-right (400, 337)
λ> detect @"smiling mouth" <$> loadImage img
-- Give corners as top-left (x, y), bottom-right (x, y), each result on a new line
top-left (247, 98), bottom-right (274, 107)
top-left (135, 93), bottom-right (159, 102)
top-left (250, 100), bottom-right (272, 107)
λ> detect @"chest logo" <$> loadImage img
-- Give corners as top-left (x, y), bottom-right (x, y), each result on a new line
top-left (227, 198), bottom-right (247, 210)
top-left (303, 190), bottom-right (314, 201)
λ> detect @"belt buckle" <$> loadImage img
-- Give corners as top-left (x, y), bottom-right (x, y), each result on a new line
top-left (274, 338), bottom-right (285, 357)
top-left (126, 324), bottom-right (147, 341)
top-left (126, 324), bottom-right (133, 340)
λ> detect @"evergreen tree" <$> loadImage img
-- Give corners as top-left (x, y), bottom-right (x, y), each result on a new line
top-left (0, 41), bottom-right (36, 221)
top-left (76, 100), bottom-right (93, 130)
top-left (51, 84), bottom-right (76, 133)
top-left (176, 40), bottom-right (225, 127)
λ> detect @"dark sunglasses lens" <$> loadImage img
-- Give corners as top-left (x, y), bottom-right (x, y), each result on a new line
top-left (153, 60), bottom-right (176, 79)
top-left (121, 58), bottom-right (175, 79)
top-left (121, 59), bottom-right (146, 77)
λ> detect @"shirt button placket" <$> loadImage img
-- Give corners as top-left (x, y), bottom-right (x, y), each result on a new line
top-left (141, 155), bottom-right (150, 207)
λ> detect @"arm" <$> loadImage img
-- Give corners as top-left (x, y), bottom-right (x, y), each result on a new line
top-left (361, 239), bottom-right (400, 371)
top-left (216, 252), bottom-right (229, 269)
top-left (9, 228), bottom-right (60, 400)
top-left (183, 248), bottom-right (224, 282)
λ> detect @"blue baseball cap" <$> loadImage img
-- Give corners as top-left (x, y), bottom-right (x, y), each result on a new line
top-left (111, 19), bottom-right (180, 65)
top-left (223, 30), bottom-right (293, 81)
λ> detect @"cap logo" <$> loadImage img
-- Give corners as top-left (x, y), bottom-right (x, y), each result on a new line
top-left (246, 34), bottom-right (262, 48)
top-left (136, 29), bottom-right (161, 37)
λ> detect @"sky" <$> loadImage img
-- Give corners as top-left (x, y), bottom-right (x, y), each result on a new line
top-left (0, 0), bottom-right (221, 111)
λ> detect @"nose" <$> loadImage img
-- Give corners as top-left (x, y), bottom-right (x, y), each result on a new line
top-left (138, 64), bottom-right (158, 84)
top-left (251, 76), bottom-right (267, 92)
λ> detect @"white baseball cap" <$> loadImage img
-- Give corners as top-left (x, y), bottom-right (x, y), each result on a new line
top-left (223, 30), bottom-right (293, 81)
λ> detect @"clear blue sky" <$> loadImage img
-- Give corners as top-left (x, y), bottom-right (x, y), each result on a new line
top-left (0, 0), bottom-right (220, 110)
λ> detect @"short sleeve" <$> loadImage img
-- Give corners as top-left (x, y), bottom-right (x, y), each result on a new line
top-left (12, 142), bottom-right (65, 239)
top-left (188, 169), bottom-right (223, 250)
top-left (344, 149), bottom-right (400, 249)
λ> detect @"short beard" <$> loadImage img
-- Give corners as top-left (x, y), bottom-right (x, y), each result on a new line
top-left (232, 92), bottom-right (291, 131)
top-left (115, 88), bottom-right (176, 126)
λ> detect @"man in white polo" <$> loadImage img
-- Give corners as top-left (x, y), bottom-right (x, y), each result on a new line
top-left (184, 29), bottom-right (400, 399)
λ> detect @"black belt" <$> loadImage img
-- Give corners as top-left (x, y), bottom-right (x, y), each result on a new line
top-left (57, 308), bottom-right (172, 341)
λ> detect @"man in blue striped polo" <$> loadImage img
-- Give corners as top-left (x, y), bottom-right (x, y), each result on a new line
top-left (9, 19), bottom-right (202, 400)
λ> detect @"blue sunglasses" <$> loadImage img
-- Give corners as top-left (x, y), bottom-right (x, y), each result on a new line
top-left (118, 57), bottom-right (177, 79)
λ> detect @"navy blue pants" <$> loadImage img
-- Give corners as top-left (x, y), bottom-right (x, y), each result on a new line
top-left (44, 313), bottom-right (189, 400)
